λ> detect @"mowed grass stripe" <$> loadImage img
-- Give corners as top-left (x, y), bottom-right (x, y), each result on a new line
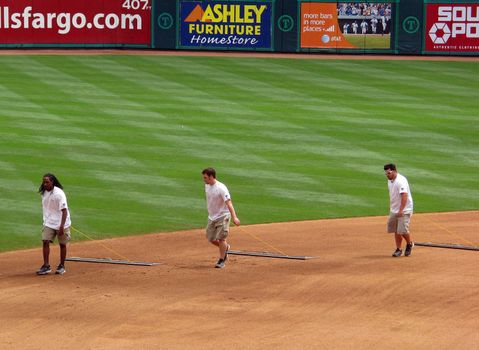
top-left (7, 57), bottom-right (284, 239)
top-left (154, 57), bottom-right (311, 103)
top-left (77, 56), bottom-right (323, 173)
top-left (0, 56), bottom-right (198, 244)
top-left (231, 58), bottom-right (479, 202)
top-left (0, 55), bottom-right (477, 251)
top-left (235, 58), bottom-right (419, 104)
top-left (68, 56), bottom-right (257, 117)
top-left (311, 60), bottom-right (478, 98)
top-left (159, 58), bottom-right (392, 173)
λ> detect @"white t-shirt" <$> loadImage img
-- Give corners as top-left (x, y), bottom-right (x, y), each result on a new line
top-left (205, 180), bottom-right (231, 221)
top-left (388, 173), bottom-right (413, 214)
top-left (42, 186), bottom-right (71, 230)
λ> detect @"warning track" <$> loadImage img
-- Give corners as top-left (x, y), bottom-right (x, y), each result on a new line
top-left (0, 48), bottom-right (479, 61)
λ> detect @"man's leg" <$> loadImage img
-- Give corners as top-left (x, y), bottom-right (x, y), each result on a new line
top-left (218, 239), bottom-right (228, 259)
top-left (403, 233), bottom-right (413, 256)
top-left (59, 244), bottom-right (67, 266)
top-left (42, 240), bottom-right (50, 265)
top-left (402, 234), bottom-right (412, 245)
top-left (37, 240), bottom-right (53, 274)
top-left (398, 215), bottom-right (413, 256)
top-left (395, 233), bottom-right (403, 249)
top-left (391, 233), bottom-right (404, 257)
top-left (209, 240), bottom-right (220, 247)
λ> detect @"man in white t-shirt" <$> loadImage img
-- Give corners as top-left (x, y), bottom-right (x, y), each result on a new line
top-left (352, 21), bottom-right (358, 34)
top-left (360, 20), bottom-right (368, 34)
top-left (37, 174), bottom-right (71, 275)
top-left (202, 168), bottom-right (240, 269)
top-left (384, 164), bottom-right (414, 257)
top-left (371, 17), bottom-right (378, 34)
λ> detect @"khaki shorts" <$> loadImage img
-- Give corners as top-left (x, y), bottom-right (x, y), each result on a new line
top-left (206, 215), bottom-right (230, 242)
top-left (387, 213), bottom-right (412, 235)
top-left (42, 226), bottom-right (71, 245)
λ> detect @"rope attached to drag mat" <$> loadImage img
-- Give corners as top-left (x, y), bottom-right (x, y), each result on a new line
top-left (422, 216), bottom-right (476, 247)
top-left (236, 226), bottom-right (289, 256)
top-left (70, 226), bottom-right (131, 262)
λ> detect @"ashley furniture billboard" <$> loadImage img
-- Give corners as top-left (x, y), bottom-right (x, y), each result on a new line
top-left (178, 1), bottom-right (273, 50)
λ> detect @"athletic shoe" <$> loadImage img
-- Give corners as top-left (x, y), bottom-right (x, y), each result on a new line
top-left (55, 264), bottom-right (66, 275)
top-left (392, 248), bottom-right (402, 257)
top-left (215, 259), bottom-right (226, 269)
top-left (36, 264), bottom-right (51, 275)
top-left (224, 244), bottom-right (231, 262)
top-left (405, 242), bottom-right (414, 257)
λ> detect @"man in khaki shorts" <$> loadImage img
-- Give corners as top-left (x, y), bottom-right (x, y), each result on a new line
top-left (384, 164), bottom-right (414, 257)
top-left (202, 168), bottom-right (240, 269)
top-left (37, 173), bottom-right (71, 275)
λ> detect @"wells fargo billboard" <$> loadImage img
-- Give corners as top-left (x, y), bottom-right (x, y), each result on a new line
top-left (0, 0), bottom-right (151, 45)
top-left (425, 4), bottom-right (479, 53)
top-left (179, 1), bottom-right (272, 49)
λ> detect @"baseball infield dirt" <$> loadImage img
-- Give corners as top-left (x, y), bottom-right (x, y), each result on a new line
top-left (1, 211), bottom-right (477, 349)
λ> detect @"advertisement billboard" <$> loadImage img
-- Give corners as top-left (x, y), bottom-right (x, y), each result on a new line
top-left (300, 2), bottom-right (393, 50)
top-left (0, 0), bottom-right (151, 45)
top-left (179, 1), bottom-right (272, 50)
top-left (425, 3), bottom-right (479, 53)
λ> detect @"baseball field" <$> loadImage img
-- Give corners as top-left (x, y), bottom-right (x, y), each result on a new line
top-left (0, 52), bottom-right (478, 349)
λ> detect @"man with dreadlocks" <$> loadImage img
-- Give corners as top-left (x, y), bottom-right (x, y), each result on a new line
top-left (37, 173), bottom-right (71, 275)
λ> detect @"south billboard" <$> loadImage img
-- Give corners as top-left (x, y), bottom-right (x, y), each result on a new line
top-left (0, 0), bottom-right (151, 45)
top-left (425, 3), bottom-right (479, 53)
top-left (179, 1), bottom-right (273, 50)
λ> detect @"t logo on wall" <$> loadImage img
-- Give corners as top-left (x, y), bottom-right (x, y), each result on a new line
top-left (402, 16), bottom-right (419, 34)
top-left (425, 4), bottom-right (479, 52)
top-left (278, 15), bottom-right (294, 32)
top-left (179, 1), bottom-right (272, 50)
top-left (158, 13), bottom-right (174, 30)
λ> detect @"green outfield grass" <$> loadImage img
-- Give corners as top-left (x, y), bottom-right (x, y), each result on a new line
top-left (0, 55), bottom-right (478, 252)
top-left (344, 34), bottom-right (391, 49)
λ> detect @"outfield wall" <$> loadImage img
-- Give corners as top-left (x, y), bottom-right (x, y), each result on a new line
top-left (0, 0), bottom-right (478, 55)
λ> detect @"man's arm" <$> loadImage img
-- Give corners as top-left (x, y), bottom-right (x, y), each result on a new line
top-left (396, 193), bottom-right (408, 217)
top-left (58, 208), bottom-right (67, 236)
top-left (226, 200), bottom-right (240, 226)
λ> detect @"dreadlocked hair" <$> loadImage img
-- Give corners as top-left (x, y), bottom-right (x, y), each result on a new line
top-left (39, 173), bottom-right (63, 195)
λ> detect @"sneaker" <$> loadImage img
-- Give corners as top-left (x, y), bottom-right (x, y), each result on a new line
top-left (405, 242), bottom-right (414, 257)
top-left (224, 244), bottom-right (231, 262)
top-left (55, 264), bottom-right (66, 275)
top-left (36, 264), bottom-right (51, 275)
top-left (392, 248), bottom-right (402, 257)
top-left (215, 259), bottom-right (226, 269)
